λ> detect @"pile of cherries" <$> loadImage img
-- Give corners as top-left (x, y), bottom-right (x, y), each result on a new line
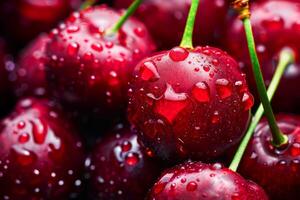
top-left (0, 0), bottom-right (299, 199)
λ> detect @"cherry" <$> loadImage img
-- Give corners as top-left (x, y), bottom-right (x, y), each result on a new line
top-left (0, 98), bottom-right (85, 199)
top-left (46, 4), bottom-right (155, 121)
top-left (128, 46), bottom-right (253, 161)
top-left (148, 161), bottom-right (268, 200)
top-left (225, 0), bottom-right (300, 113)
top-left (238, 115), bottom-right (300, 199)
top-left (0, 0), bottom-right (81, 49)
top-left (13, 34), bottom-right (50, 98)
top-left (114, 0), bottom-right (228, 49)
top-left (85, 124), bottom-right (163, 200)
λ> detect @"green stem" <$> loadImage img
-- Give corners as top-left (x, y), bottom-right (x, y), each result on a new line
top-left (243, 18), bottom-right (288, 148)
top-left (80, 0), bottom-right (96, 10)
top-left (105, 0), bottom-right (142, 35)
top-left (229, 48), bottom-right (294, 171)
top-left (179, 0), bottom-right (200, 49)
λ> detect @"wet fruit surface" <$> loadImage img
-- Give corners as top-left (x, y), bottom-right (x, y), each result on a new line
top-left (0, 0), bottom-right (81, 49)
top-left (114, 0), bottom-right (228, 49)
top-left (46, 5), bottom-right (156, 121)
top-left (85, 124), bottom-right (162, 200)
top-left (128, 46), bottom-right (253, 161)
top-left (148, 161), bottom-right (268, 200)
top-left (225, 0), bottom-right (300, 113)
top-left (13, 34), bottom-right (50, 98)
top-left (0, 98), bottom-right (85, 199)
top-left (239, 114), bottom-right (300, 200)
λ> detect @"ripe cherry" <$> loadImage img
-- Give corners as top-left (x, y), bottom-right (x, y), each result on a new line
top-left (225, 0), bottom-right (300, 113)
top-left (0, 98), bottom-right (85, 199)
top-left (239, 115), bottom-right (300, 200)
top-left (85, 124), bottom-right (163, 200)
top-left (128, 46), bottom-right (253, 161)
top-left (13, 34), bottom-right (50, 98)
top-left (148, 161), bottom-right (268, 200)
top-left (0, 0), bottom-right (81, 49)
top-left (46, 5), bottom-right (155, 121)
top-left (114, 0), bottom-right (228, 49)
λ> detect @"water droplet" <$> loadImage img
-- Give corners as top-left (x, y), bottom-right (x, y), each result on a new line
top-left (241, 92), bottom-right (254, 111)
top-left (153, 182), bottom-right (166, 194)
top-left (134, 27), bottom-right (145, 37)
top-left (31, 119), bottom-right (48, 144)
top-left (125, 153), bottom-right (139, 166)
top-left (216, 79), bottom-right (232, 99)
top-left (121, 141), bottom-right (132, 152)
top-left (186, 181), bottom-right (197, 191)
top-left (211, 111), bottom-right (220, 124)
top-left (18, 133), bottom-right (30, 143)
top-left (83, 52), bottom-right (94, 61)
top-left (192, 81), bottom-right (210, 103)
top-left (67, 25), bottom-right (80, 33)
top-left (11, 146), bottom-right (37, 166)
top-left (262, 16), bottom-right (284, 30)
top-left (17, 121), bottom-right (26, 129)
top-left (169, 47), bottom-right (189, 62)
top-left (203, 65), bottom-right (210, 72)
top-left (290, 142), bottom-right (300, 156)
top-left (108, 71), bottom-right (119, 86)
top-left (67, 42), bottom-right (79, 56)
top-left (194, 67), bottom-right (200, 72)
top-left (105, 42), bottom-right (114, 48)
top-left (212, 163), bottom-right (222, 170)
top-left (91, 43), bottom-right (103, 52)
top-left (139, 61), bottom-right (160, 81)
top-left (212, 59), bottom-right (219, 65)
top-left (181, 178), bottom-right (186, 183)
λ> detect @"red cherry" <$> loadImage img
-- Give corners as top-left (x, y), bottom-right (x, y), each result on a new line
top-left (46, 5), bottom-right (156, 121)
top-left (128, 46), bottom-right (253, 161)
top-left (85, 124), bottom-right (163, 200)
top-left (0, 98), bottom-right (85, 199)
top-left (225, 0), bottom-right (300, 113)
top-left (0, 0), bottom-right (81, 48)
top-left (148, 161), bottom-right (268, 200)
top-left (114, 0), bottom-right (228, 49)
top-left (14, 34), bottom-right (50, 98)
top-left (239, 114), bottom-right (300, 199)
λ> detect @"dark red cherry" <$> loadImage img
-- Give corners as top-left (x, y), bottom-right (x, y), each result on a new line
top-left (148, 161), bottom-right (268, 200)
top-left (114, 0), bottom-right (228, 49)
top-left (0, 98), bottom-right (85, 199)
top-left (0, 0), bottom-right (81, 49)
top-left (85, 124), bottom-right (163, 200)
top-left (225, 0), bottom-right (300, 113)
top-left (46, 5), bottom-right (155, 121)
top-left (128, 46), bottom-right (253, 161)
top-left (13, 34), bottom-right (50, 98)
top-left (239, 114), bottom-right (300, 199)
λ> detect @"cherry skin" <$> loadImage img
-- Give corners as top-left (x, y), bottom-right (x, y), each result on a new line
top-left (13, 34), bottom-right (50, 98)
top-left (114, 0), bottom-right (228, 49)
top-left (85, 124), bottom-right (163, 200)
top-left (46, 5), bottom-right (156, 121)
top-left (239, 114), bottom-right (300, 200)
top-left (0, 0), bottom-right (81, 49)
top-left (0, 98), bottom-right (85, 199)
top-left (128, 46), bottom-right (253, 161)
top-left (148, 161), bottom-right (268, 200)
top-left (225, 0), bottom-right (300, 113)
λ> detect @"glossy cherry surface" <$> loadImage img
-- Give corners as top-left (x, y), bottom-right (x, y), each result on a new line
top-left (239, 114), bottom-right (300, 200)
top-left (85, 124), bottom-right (162, 200)
top-left (14, 34), bottom-right (50, 98)
top-left (225, 0), bottom-right (300, 113)
top-left (0, 98), bottom-right (85, 199)
top-left (114, 0), bottom-right (228, 49)
top-left (46, 5), bottom-right (156, 120)
top-left (128, 46), bottom-right (253, 161)
top-left (148, 161), bottom-right (268, 200)
top-left (0, 0), bottom-right (81, 49)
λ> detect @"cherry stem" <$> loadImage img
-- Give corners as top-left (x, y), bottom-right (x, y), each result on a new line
top-left (243, 18), bottom-right (289, 148)
top-left (179, 0), bottom-right (200, 49)
top-left (80, 0), bottom-right (96, 10)
top-left (229, 48), bottom-right (294, 172)
top-left (105, 0), bottom-right (142, 36)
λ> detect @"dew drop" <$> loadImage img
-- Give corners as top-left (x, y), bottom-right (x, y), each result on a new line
top-left (91, 43), bottom-right (103, 52)
top-left (241, 92), bottom-right (254, 111)
top-left (211, 111), bottom-right (220, 124)
top-left (11, 146), bottom-right (37, 166)
top-left (290, 142), bottom-right (300, 156)
top-left (18, 133), bottom-right (30, 143)
top-left (67, 42), bottom-right (79, 56)
top-left (203, 65), bottom-right (210, 72)
top-left (186, 181), bottom-right (197, 191)
top-left (105, 42), bottom-right (114, 48)
top-left (17, 121), bottom-right (26, 129)
top-left (67, 25), bottom-right (80, 33)
top-left (125, 153), bottom-right (139, 166)
top-left (192, 81), bottom-right (210, 103)
top-left (121, 141), bottom-right (132, 152)
top-left (134, 27), bottom-right (145, 37)
top-left (216, 79), bottom-right (232, 99)
top-left (31, 119), bottom-right (48, 144)
top-left (169, 47), bottom-right (189, 62)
